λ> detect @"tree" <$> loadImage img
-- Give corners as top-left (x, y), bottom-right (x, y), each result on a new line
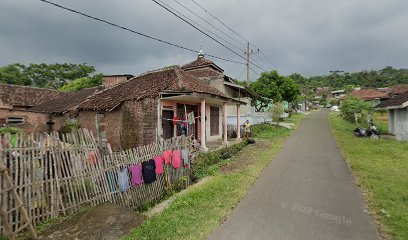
top-left (59, 75), bottom-right (103, 92)
top-left (269, 102), bottom-right (284, 125)
top-left (0, 63), bottom-right (99, 89)
top-left (23, 63), bottom-right (97, 89)
top-left (339, 97), bottom-right (374, 123)
top-left (0, 64), bottom-right (31, 85)
top-left (249, 71), bottom-right (300, 112)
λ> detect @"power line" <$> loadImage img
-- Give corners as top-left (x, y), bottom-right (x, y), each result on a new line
top-left (172, 0), bottom-right (247, 49)
top-left (249, 43), bottom-right (279, 71)
top-left (156, 0), bottom-right (245, 54)
top-left (151, 0), bottom-right (267, 72)
top-left (190, 0), bottom-right (248, 43)
top-left (190, 0), bottom-right (278, 71)
top-left (37, 0), bottom-right (246, 65)
top-left (249, 66), bottom-right (260, 77)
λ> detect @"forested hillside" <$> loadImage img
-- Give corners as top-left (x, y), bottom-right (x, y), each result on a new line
top-left (289, 66), bottom-right (408, 90)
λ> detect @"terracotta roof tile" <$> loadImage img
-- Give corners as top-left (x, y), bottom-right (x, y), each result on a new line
top-left (78, 67), bottom-right (227, 111)
top-left (30, 87), bottom-right (102, 114)
top-left (390, 84), bottom-right (408, 95)
top-left (377, 90), bottom-right (408, 108)
top-left (181, 57), bottom-right (224, 73)
top-left (0, 83), bottom-right (65, 108)
top-left (351, 88), bottom-right (390, 100)
top-left (184, 69), bottom-right (223, 78)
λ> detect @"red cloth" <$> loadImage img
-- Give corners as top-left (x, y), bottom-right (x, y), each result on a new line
top-left (162, 150), bottom-right (173, 165)
top-left (173, 117), bottom-right (180, 125)
top-left (89, 151), bottom-right (96, 165)
top-left (172, 150), bottom-right (182, 169)
top-left (154, 156), bottom-right (164, 175)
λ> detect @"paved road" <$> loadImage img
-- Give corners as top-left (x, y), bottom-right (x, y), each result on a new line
top-left (209, 110), bottom-right (380, 240)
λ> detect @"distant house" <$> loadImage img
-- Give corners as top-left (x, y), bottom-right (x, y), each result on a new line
top-left (340, 88), bottom-right (390, 105)
top-left (30, 87), bottom-right (102, 132)
top-left (102, 74), bottom-right (134, 87)
top-left (76, 65), bottom-right (245, 150)
top-left (389, 84), bottom-right (408, 96)
top-left (376, 91), bottom-right (408, 141)
top-left (181, 51), bottom-right (260, 125)
top-left (332, 89), bottom-right (346, 99)
top-left (315, 87), bottom-right (332, 100)
top-left (0, 83), bottom-right (65, 133)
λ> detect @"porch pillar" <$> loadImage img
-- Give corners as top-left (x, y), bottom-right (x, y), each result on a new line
top-left (200, 99), bottom-right (208, 151)
top-left (223, 102), bottom-right (228, 145)
top-left (237, 104), bottom-right (241, 140)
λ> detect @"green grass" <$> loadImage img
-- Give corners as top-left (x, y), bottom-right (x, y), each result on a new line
top-left (283, 113), bottom-right (306, 128)
top-left (122, 122), bottom-right (301, 240)
top-left (191, 140), bottom-right (250, 181)
top-left (372, 111), bottom-right (388, 134)
top-left (329, 113), bottom-right (408, 240)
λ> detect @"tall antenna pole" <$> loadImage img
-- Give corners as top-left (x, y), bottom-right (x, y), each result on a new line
top-left (247, 42), bottom-right (250, 86)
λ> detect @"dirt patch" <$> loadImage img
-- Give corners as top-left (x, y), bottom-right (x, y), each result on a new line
top-left (220, 140), bottom-right (272, 173)
top-left (39, 203), bottom-right (145, 240)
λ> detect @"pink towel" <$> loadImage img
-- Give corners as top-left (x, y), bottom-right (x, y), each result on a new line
top-left (129, 164), bottom-right (143, 186)
top-left (154, 156), bottom-right (164, 175)
top-left (162, 150), bottom-right (173, 165)
top-left (172, 150), bottom-right (182, 169)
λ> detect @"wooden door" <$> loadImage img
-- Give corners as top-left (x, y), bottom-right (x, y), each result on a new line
top-left (162, 110), bottom-right (174, 139)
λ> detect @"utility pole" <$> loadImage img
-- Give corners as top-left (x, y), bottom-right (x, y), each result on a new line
top-left (247, 42), bottom-right (250, 87)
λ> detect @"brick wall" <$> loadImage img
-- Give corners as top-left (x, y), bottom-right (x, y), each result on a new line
top-left (102, 76), bottom-right (130, 87)
top-left (79, 109), bottom-right (124, 150)
top-left (121, 98), bottom-right (157, 149)
top-left (0, 109), bottom-right (49, 133)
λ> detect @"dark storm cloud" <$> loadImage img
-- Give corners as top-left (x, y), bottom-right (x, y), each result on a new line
top-left (0, 0), bottom-right (407, 78)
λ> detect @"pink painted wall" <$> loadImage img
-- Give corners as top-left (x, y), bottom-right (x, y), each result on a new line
top-left (160, 99), bottom-right (223, 142)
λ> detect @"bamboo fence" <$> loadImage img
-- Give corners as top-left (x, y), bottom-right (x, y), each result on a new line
top-left (0, 129), bottom-right (191, 236)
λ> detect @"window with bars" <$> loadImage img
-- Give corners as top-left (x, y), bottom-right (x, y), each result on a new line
top-left (6, 117), bottom-right (25, 125)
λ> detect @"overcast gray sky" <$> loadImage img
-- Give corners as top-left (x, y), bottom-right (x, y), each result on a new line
top-left (1, 0), bottom-right (407, 79)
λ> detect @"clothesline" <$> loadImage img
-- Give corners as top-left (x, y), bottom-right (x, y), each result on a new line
top-left (161, 115), bottom-right (201, 122)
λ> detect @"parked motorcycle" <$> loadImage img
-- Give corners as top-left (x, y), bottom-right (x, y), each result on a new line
top-left (354, 125), bottom-right (379, 139)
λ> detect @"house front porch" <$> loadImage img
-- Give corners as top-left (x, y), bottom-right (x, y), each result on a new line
top-left (158, 92), bottom-right (245, 151)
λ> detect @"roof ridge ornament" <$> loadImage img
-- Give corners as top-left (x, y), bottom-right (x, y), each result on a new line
top-left (198, 49), bottom-right (205, 59)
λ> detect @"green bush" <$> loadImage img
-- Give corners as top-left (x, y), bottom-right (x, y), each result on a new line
top-left (269, 102), bottom-right (284, 124)
top-left (339, 97), bottom-right (374, 123)
top-left (0, 127), bottom-right (22, 134)
top-left (191, 140), bottom-right (249, 181)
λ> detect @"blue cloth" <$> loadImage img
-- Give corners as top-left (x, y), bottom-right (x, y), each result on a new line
top-left (182, 149), bottom-right (189, 165)
top-left (118, 168), bottom-right (130, 192)
top-left (105, 171), bottom-right (117, 192)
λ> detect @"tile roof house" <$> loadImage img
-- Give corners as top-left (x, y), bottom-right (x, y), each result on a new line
top-left (29, 87), bottom-right (102, 133)
top-left (376, 90), bottom-right (408, 141)
top-left (0, 83), bottom-right (66, 133)
top-left (350, 88), bottom-right (390, 101)
top-left (390, 84), bottom-right (408, 96)
top-left (181, 51), bottom-right (260, 126)
top-left (75, 65), bottom-right (245, 150)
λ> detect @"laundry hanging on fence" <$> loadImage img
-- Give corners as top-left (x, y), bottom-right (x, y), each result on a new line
top-left (142, 159), bottom-right (156, 184)
top-left (172, 150), bottom-right (182, 169)
top-left (118, 168), bottom-right (130, 192)
top-left (89, 151), bottom-right (97, 165)
top-left (154, 156), bottom-right (164, 175)
top-left (129, 164), bottom-right (143, 186)
top-left (182, 148), bottom-right (189, 166)
top-left (106, 171), bottom-right (117, 192)
top-left (32, 160), bottom-right (46, 208)
top-left (187, 112), bottom-right (195, 124)
top-left (162, 150), bottom-right (173, 165)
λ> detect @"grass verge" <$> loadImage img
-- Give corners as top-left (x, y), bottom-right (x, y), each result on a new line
top-left (123, 114), bottom-right (305, 240)
top-left (329, 113), bottom-right (408, 240)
